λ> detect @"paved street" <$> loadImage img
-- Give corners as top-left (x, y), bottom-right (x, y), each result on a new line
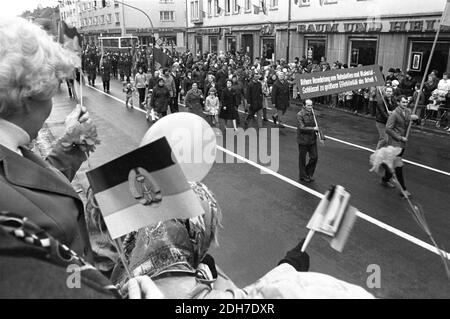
top-left (44, 78), bottom-right (450, 298)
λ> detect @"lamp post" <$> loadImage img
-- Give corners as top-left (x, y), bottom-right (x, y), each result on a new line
top-left (115, 0), bottom-right (156, 73)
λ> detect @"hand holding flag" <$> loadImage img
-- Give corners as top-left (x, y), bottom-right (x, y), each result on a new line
top-left (302, 185), bottom-right (358, 253)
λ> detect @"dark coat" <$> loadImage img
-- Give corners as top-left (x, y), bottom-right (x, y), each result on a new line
top-left (182, 77), bottom-right (193, 93)
top-left (376, 95), bottom-right (397, 124)
top-left (101, 62), bottom-right (111, 81)
top-left (247, 80), bottom-right (263, 112)
top-left (296, 108), bottom-right (317, 145)
top-left (216, 70), bottom-right (228, 91)
top-left (0, 215), bottom-right (116, 299)
top-left (185, 89), bottom-right (204, 115)
top-left (0, 144), bottom-right (92, 259)
top-left (272, 79), bottom-right (290, 111)
top-left (386, 106), bottom-right (413, 148)
top-left (399, 77), bottom-right (416, 96)
top-left (151, 85), bottom-right (171, 113)
top-left (219, 88), bottom-right (239, 120)
top-left (87, 63), bottom-right (97, 79)
top-left (147, 76), bottom-right (160, 91)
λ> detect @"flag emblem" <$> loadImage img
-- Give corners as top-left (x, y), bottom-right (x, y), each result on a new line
top-left (87, 137), bottom-right (205, 239)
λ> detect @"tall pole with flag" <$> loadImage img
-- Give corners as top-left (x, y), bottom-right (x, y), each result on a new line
top-left (407, 0), bottom-right (450, 139)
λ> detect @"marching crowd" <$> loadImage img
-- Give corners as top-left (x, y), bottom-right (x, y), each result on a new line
top-left (79, 44), bottom-right (450, 135)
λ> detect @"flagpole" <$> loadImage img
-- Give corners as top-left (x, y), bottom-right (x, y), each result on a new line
top-left (406, 20), bottom-right (442, 139)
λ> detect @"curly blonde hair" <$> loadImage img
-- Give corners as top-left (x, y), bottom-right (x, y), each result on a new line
top-left (0, 17), bottom-right (78, 117)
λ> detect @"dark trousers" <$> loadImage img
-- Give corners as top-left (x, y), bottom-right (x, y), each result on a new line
top-left (245, 108), bottom-right (262, 127)
top-left (103, 80), bottom-right (110, 92)
top-left (170, 97), bottom-right (179, 113)
top-left (382, 149), bottom-right (406, 190)
top-left (137, 88), bottom-right (146, 108)
top-left (299, 143), bottom-right (318, 179)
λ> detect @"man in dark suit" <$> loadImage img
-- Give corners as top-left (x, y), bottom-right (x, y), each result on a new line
top-left (272, 71), bottom-right (290, 128)
top-left (296, 100), bottom-right (319, 183)
top-left (245, 73), bottom-right (264, 129)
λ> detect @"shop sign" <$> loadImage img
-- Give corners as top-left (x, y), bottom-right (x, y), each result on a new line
top-left (296, 65), bottom-right (385, 99)
top-left (297, 18), bottom-right (450, 33)
top-left (196, 28), bottom-right (221, 35)
top-left (261, 24), bottom-right (274, 35)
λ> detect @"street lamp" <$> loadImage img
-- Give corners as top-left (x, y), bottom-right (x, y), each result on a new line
top-left (114, 0), bottom-right (156, 73)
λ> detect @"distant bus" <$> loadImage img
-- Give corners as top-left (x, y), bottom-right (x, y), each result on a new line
top-left (99, 36), bottom-right (139, 52)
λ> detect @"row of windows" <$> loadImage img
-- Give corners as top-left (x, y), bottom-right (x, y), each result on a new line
top-left (80, 11), bottom-right (175, 27)
top-left (81, 13), bottom-right (117, 27)
top-left (191, 0), bottom-right (279, 20)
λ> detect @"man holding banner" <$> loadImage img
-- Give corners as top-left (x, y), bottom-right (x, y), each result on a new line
top-left (297, 100), bottom-right (319, 183)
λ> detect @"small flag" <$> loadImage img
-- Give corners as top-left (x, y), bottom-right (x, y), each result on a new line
top-left (86, 137), bottom-right (205, 239)
top-left (305, 185), bottom-right (357, 252)
top-left (441, 0), bottom-right (450, 27)
top-left (59, 20), bottom-right (82, 53)
top-left (153, 47), bottom-right (171, 68)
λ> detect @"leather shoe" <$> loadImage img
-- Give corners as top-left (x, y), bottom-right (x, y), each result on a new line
top-left (299, 177), bottom-right (312, 183)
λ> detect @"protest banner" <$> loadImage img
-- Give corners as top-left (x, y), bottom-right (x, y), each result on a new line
top-left (296, 65), bottom-right (385, 99)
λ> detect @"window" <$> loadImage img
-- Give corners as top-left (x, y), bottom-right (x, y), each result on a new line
top-left (89, 17), bottom-right (93, 26)
top-left (269, 0), bottom-right (278, 8)
top-left (226, 37), bottom-right (237, 54)
top-left (214, 0), bottom-right (219, 15)
top-left (106, 14), bottom-right (112, 23)
top-left (115, 12), bottom-right (120, 22)
top-left (208, 0), bottom-right (212, 16)
top-left (232, 0), bottom-right (239, 13)
top-left (306, 38), bottom-right (326, 62)
top-left (100, 15), bottom-right (105, 24)
top-left (209, 37), bottom-right (218, 53)
top-left (190, 0), bottom-right (199, 20)
top-left (348, 38), bottom-right (377, 67)
top-left (245, 0), bottom-right (251, 11)
top-left (225, 0), bottom-right (231, 14)
top-left (160, 11), bottom-right (174, 21)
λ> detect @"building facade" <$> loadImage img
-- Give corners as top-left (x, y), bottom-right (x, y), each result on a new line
top-left (288, 0), bottom-right (450, 77)
top-left (74, 0), bottom-right (187, 50)
top-left (187, 0), bottom-right (286, 60)
top-left (59, 0), bottom-right (82, 29)
top-left (188, 0), bottom-right (450, 76)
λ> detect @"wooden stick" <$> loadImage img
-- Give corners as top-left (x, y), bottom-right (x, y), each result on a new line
top-left (114, 238), bottom-right (133, 280)
top-left (301, 229), bottom-right (315, 253)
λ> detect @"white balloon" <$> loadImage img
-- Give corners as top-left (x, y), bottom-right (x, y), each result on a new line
top-left (140, 113), bottom-right (217, 182)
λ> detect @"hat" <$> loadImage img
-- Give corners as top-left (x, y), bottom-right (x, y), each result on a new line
top-left (407, 70), bottom-right (414, 76)
top-left (388, 68), bottom-right (395, 73)
top-left (392, 80), bottom-right (399, 86)
top-left (395, 68), bottom-right (401, 73)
